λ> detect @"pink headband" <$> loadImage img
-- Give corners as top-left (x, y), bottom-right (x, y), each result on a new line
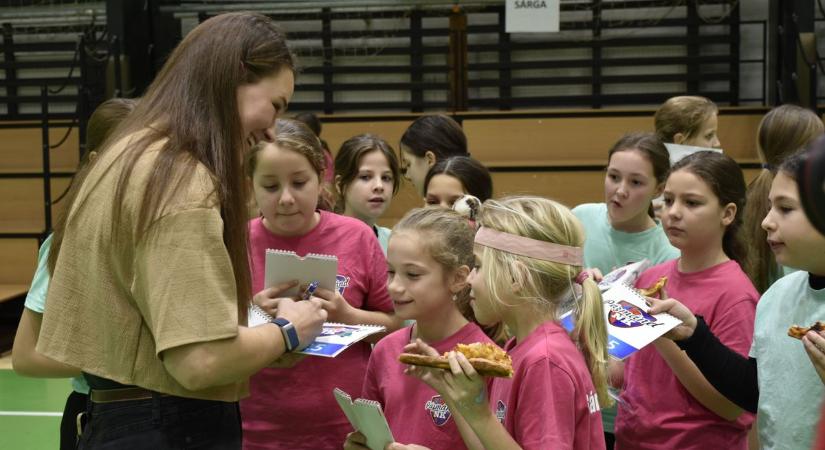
top-left (474, 226), bottom-right (583, 266)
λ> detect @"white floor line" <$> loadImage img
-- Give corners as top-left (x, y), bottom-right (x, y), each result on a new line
top-left (0, 411), bottom-right (62, 417)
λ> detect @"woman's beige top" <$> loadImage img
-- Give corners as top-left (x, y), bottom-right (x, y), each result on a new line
top-left (38, 132), bottom-right (248, 402)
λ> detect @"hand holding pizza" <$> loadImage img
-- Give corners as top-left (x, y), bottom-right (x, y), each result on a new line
top-left (401, 339), bottom-right (491, 421)
top-left (801, 326), bottom-right (825, 385)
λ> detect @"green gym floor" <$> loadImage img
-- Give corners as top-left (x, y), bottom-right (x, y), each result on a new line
top-left (0, 356), bottom-right (67, 449)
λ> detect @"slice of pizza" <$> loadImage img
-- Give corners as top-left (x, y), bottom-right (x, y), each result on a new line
top-left (638, 276), bottom-right (668, 298)
top-left (788, 321), bottom-right (825, 339)
top-left (398, 342), bottom-right (513, 378)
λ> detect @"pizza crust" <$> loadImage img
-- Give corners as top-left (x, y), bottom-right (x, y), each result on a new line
top-left (398, 343), bottom-right (514, 378)
top-left (788, 321), bottom-right (825, 339)
top-left (638, 276), bottom-right (668, 298)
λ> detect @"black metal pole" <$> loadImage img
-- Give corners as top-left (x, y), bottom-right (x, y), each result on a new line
top-left (40, 86), bottom-right (53, 235)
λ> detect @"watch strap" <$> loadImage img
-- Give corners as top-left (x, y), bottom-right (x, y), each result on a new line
top-left (272, 317), bottom-right (300, 352)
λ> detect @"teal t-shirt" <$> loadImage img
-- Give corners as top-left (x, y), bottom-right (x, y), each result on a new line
top-left (573, 203), bottom-right (680, 274)
top-left (375, 225), bottom-right (391, 256)
top-left (572, 203), bottom-right (680, 434)
top-left (23, 234), bottom-right (90, 395)
top-left (750, 271), bottom-right (825, 450)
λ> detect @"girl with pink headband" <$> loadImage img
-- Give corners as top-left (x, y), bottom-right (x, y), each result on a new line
top-left (392, 196), bottom-right (610, 450)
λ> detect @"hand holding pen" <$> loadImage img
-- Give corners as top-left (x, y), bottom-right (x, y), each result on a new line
top-left (301, 281), bottom-right (320, 300)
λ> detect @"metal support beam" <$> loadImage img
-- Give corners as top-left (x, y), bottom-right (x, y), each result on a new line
top-left (448, 6), bottom-right (467, 112)
top-left (770, 0), bottom-right (816, 107)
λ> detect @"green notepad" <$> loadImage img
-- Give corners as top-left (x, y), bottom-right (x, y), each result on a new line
top-left (333, 388), bottom-right (394, 450)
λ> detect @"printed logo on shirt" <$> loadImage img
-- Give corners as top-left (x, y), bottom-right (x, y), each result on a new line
top-left (607, 300), bottom-right (662, 328)
top-left (335, 275), bottom-right (350, 295)
top-left (495, 400), bottom-right (507, 424)
top-left (425, 395), bottom-right (451, 426)
top-left (586, 391), bottom-right (600, 414)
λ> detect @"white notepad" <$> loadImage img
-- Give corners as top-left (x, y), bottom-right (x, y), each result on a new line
top-left (561, 282), bottom-right (681, 360)
top-left (264, 249), bottom-right (338, 297)
top-left (248, 305), bottom-right (386, 357)
top-left (333, 388), bottom-right (394, 450)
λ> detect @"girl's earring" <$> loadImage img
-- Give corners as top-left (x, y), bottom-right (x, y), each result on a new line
top-left (452, 293), bottom-right (458, 302)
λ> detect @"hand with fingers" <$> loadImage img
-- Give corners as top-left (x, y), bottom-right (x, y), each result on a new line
top-left (401, 339), bottom-right (489, 422)
top-left (343, 431), bottom-right (370, 450)
top-left (646, 293), bottom-right (698, 341)
top-left (309, 286), bottom-right (356, 323)
top-left (252, 280), bottom-right (300, 316)
top-left (271, 296), bottom-right (327, 350)
top-left (584, 267), bottom-right (605, 283)
top-left (384, 443), bottom-right (432, 450)
top-left (803, 330), bottom-right (825, 385)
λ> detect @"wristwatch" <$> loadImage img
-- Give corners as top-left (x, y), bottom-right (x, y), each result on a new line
top-left (272, 317), bottom-right (300, 352)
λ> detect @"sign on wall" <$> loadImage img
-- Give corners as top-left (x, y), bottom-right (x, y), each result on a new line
top-left (505, 0), bottom-right (560, 33)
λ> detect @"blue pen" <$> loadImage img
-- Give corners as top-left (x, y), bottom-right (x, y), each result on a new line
top-left (301, 281), bottom-right (320, 300)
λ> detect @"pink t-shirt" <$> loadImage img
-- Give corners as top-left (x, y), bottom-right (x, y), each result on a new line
top-left (615, 259), bottom-right (758, 450)
top-left (241, 211), bottom-right (393, 450)
top-left (362, 322), bottom-right (495, 449)
top-left (489, 321), bottom-right (605, 450)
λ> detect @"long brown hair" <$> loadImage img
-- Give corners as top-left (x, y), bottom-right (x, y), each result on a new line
top-left (423, 156), bottom-right (493, 203)
top-left (670, 151), bottom-right (747, 266)
top-left (49, 13), bottom-right (295, 317)
top-left (742, 105), bottom-right (823, 293)
top-left (607, 132), bottom-right (671, 218)
top-left (333, 134), bottom-right (401, 212)
top-left (54, 98), bottom-right (137, 205)
top-left (400, 114), bottom-right (469, 159)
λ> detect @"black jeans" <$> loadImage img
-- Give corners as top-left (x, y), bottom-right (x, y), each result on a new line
top-left (60, 391), bottom-right (89, 450)
top-left (77, 393), bottom-right (241, 449)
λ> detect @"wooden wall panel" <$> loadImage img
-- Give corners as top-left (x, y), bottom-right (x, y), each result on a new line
top-left (0, 239), bottom-right (38, 284)
top-left (0, 126), bottom-right (79, 173)
top-left (0, 178), bottom-right (72, 233)
top-left (323, 120), bottom-right (414, 157)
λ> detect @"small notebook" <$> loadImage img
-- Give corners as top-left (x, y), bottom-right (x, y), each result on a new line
top-left (561, 282), bottom-right (681, 360)
top-left (248, 305), bottom-right (386, 357)
top-left (333, 388), bottom-right (394, 450)
top-left (264, 249), bottom-right (338, 297)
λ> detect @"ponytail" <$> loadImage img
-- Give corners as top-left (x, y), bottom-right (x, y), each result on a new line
top-left (574, 277), bottom-right (612, 408)
top-left (741, 170), bottom-right (779, 292)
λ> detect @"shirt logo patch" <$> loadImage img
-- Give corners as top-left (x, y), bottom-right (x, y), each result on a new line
top-left (586, 391), bottom-right (600, 414)
top-left (607, 300), bottom-right (661, 328)
top-left (425, 395), bottom-right (451, 426)
top-left (335, 275), bottom-right (350, 295)
top-left (495, 400), bottom-right (507, 424)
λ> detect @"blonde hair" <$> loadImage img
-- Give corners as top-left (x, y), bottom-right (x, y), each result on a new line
top-left (654, 96), bottom-right (718, 143)
top-left (393, 207), bottom-right (505, 343)
top-left (476, 196), bottom-right (611, 407)
top-left (742, 105), bottom-right (824, 293)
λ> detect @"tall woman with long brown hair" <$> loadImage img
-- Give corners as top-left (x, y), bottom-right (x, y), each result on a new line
top-left (36, 13), bottom-right (326, 449)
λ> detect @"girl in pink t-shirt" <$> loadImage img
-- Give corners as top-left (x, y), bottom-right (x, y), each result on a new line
top-left (241, 119), bottom-right (404, 450)
top-left (392, 196), bottom-right (610, 450)
top-left (344, 207), bottom-right (501, 450)
top-left (615, 151), bottom-right (758, 450)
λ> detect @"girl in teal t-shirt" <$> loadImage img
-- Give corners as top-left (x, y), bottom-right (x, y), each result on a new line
top-left (572, 132), bottom-right (678, 448)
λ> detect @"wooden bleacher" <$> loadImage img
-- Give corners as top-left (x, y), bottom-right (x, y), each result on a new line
top-left (0, 124), bottom-right (77, 311)
top-left (0, 107), bottom-right (771, 298)
top-left (318, 107), bottom-right (768, 225)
